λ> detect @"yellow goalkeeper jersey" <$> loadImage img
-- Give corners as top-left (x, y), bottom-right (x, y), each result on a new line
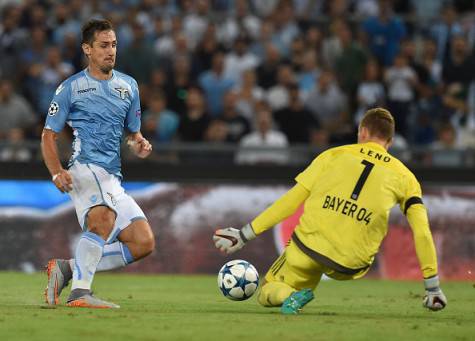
top-left (253, 141), bottom-right (437, 278)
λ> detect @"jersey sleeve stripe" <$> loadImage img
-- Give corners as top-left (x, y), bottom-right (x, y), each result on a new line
top-left (404, 196), bottom-right (424, 215)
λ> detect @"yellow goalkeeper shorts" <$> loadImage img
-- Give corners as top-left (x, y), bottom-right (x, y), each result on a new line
top-left (264, 238), bottom-right (370, 290)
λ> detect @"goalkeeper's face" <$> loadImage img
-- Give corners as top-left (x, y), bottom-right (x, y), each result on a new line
top-left (84, 30), bottom-right (117, 74)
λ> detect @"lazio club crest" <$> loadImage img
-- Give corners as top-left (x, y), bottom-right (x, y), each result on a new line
top-left (115, 87), bottom-right (129, 99)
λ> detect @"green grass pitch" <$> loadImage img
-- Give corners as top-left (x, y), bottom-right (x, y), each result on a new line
top-left (0, 272), bottom-right (473, 341)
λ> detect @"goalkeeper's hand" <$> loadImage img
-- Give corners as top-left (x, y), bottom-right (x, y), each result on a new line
top-left (213, 224), bottom-right (256, 254)
top-left (423, 275), bottom-right (447, 311)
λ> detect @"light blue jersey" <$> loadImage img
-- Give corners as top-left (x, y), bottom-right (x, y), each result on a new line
top-left (44, 69), bottom-right (141, 178)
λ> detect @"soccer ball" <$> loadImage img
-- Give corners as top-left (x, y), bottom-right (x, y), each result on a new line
top-left (218, 259), bottom-right (259, 301)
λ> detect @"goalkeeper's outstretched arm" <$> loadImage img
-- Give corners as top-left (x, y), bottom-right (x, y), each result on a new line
top-left (213, 183), bottom-right (310, 254)
top-left (406, 203), bottom-right (447, 311)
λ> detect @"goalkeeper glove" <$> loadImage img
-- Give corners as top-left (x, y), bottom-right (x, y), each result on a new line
top-left (423, 275), bottom-right (447, 311)
top-left (213, 223), bottom-right (256, 254)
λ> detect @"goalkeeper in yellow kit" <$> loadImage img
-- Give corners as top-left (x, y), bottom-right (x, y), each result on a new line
top-left (213, 108), bottom-right (447, 314)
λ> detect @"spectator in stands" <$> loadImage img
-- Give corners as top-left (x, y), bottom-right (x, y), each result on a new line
top-left (118, 20), bottom-right (159, 84)
top-left (0, 128), bottom-right (32, 162)
top-left (298, 49), bottom-right (320, 96)
top-left (192, 23), bottom-right (220, 76)
top-left (218, 0), bottom-right (261, 47)
top-left (249, 19), bottom-right (275, 61)
top-left (154, 15), bottom-right (183, 58)
top-left (178, 87), bottom-right (210, 141)
top-left (37, 46), bottom-right (74, 115)
top-left (220, 91), bottom-right (251, 143)
top-left (182, 0), bottom-right (210, 49)
top-left (143, 91), bottom-right (179, 143)
top-left (355, 59), bottom-right (386, 125)
top-left (430, 122), bottom-right (464, 166)
top-left (322, 18), bottom-right (345, 69)
top-left (304, 25), bottom-right (323, 54)
top-left (430, 3), bottom-right (463, 63)
top-left (21, 27), bottom-right (49, 103)
top-left (442, 35), bottom-right (475, 88)
top-left (412, 111), bottom-right (437, 146)
top-left (235, 106), bottom-right (288, 165)
top-left (199, 50), bottom-right (235, 117)
top-left (256, 43), bottom-right (281, 90)
top-left (50, 3), bottom-right (81, 46)
top-left (0, 4), bottom-right (28, 80)
top-left (384, 53), bottom-right (418, 137)
top-left (0, 78), bottom-right (36, 140)
top-left (233, 69), bottom-right (264, 123)
top-left (223, 35), bottom-right (259, 85)
top-left (271, 1), bottom-right (300, 57)
top-left (362, 0), bottom-right (406, 66)
top-left (165, 54), bottom-right (194, 115)
top-left (334, 22), bottom-right (368, 97)
top-left (266, 63), bottom-right (295, 111)
top-left (204, 119), bottom-right (228, 143)
top-left (420, 38), bottom-right (442, 85)
top-left (305, 69), bottom-right (351, 142)
top-left (274, 83), bottom-right (319, 144)
top-left (62, 32), bottom-right (85, 73)
top-left (441, 35), bottom-right (475, 124)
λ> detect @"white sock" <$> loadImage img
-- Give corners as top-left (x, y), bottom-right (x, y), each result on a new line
top-left (71, 232), bottom-right (105, 290)
top-left (68, 241), bottom-right (135, 273)
top-left (97, 241), bottom-right (135, 271)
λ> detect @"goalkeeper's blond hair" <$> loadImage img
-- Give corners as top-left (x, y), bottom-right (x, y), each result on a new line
top-left (360, 107), bottom-right (395, 143)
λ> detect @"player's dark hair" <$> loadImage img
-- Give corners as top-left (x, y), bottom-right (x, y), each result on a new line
top-left (81, 19), bottom-right (114, 45)
top-left (360, 107), bottom-right (395, 142)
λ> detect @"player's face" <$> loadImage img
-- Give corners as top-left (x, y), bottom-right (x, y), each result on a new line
top-left (84, 30), bottom-right (117, 74)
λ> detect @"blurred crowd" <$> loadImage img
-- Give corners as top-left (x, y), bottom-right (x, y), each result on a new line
top-left (1, 0), bottom-right (475, 164)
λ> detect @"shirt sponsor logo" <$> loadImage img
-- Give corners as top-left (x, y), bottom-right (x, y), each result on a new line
top-left (77, 87), bottom-right (97, 94)
top-left (322, 195), bottom-right (373, 225)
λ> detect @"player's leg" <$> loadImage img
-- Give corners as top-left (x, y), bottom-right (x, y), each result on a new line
top-left (45, 238), bottom-right (139, 305)
top-left (66, 205), bottom-right (119, 308)
top-left (257, 253), bottom-right (296, 306)
top-left (116, 218), bottom-right (155, 261)
top-left (46, 195), bottom-right (152, 305)
top-left (257, 241), bottom-right (324, 310)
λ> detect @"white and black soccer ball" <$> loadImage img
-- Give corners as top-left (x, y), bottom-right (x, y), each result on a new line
top-left (218, 259), bottom-right (259, 301)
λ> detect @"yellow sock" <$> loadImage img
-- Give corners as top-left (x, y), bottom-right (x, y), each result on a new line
top-left (257, 282), bottom-right (296, 307)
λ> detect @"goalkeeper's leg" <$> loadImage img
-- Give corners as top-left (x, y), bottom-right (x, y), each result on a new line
top-left (257, 242), bottom-right (323, 308)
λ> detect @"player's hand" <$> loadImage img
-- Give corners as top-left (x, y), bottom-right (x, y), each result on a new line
top-left (128, 138), bottom-right (152, 159)
top-left (52, 169), bottom-right (73, 193)
top-left (422, 276), bottom-right (447, 311)
top-left (213, 224), bottom-right (256, 254)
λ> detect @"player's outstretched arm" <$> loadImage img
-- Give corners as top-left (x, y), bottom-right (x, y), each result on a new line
top-left (213, 183), bottom-right (310, 254)
top-left (41, 128), bottom-right (73, 193)
top-left (406, 203), bottom-right (447, 311)
top-left (126, 132), bottom-right (152, 159)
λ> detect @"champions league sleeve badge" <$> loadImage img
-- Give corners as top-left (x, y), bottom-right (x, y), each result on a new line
top-left (48, 102), bottom-right (60, 116)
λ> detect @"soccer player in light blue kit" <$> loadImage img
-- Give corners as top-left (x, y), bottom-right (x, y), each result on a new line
top-left (41, 19), bottom-right (155, 308)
